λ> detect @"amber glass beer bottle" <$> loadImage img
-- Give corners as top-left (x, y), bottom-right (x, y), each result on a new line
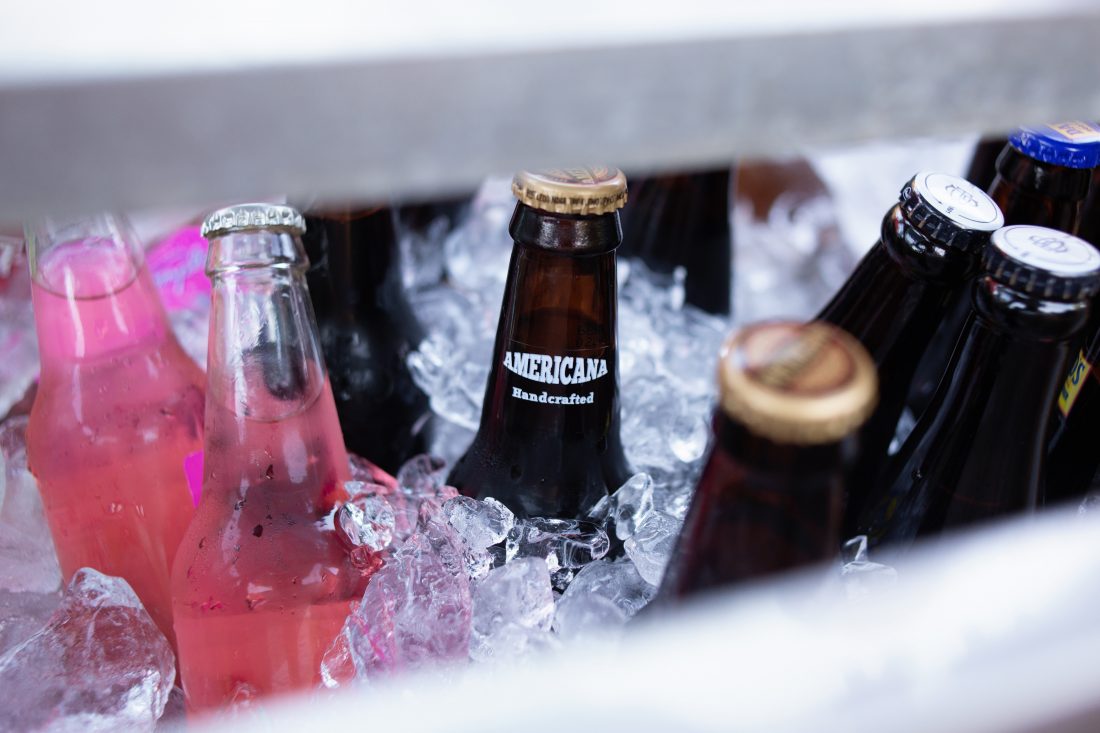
top-left (447, 168), bottom-right (632, 519)
top-left (862, 226), bottom-right (1100, 547)
top-left (908, 122), bottom-right (1100, 416)
top-left (173, 205), bottom-right (369, 711)
top-left (658, 321), bottom-right (876, 600)
top-left (816, 172), bottom-right (1003, 537)
top-left (619, 167), bottom-right (733, 315)
top-left (299, 204), bottom-right (431, 473)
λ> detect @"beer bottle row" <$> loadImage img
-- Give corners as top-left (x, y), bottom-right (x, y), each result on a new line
top-left (20, 121), bottom-right (1100, 712)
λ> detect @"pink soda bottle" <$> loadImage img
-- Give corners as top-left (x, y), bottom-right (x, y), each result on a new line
top-left (24, 213), bottom-right (205, 648)
top-left (171, 204), bottom-right (371, 712)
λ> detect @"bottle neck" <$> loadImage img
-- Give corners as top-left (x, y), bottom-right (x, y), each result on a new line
top-left (498, 206), bottom-right (621, 354)
top-left (301, 207), bottom-right (407, 321)
top-left (204, 230), bottom-right (349, 507)
top-left (880, 205), bottom-right (979, 284)
top-left (509, 202), bottom-right (621, 253)
top-left (29, 228), bottom-right (171, 364)
top-left (991, 145), bottom-right (1091, 231)
top-left (974, 276), bottom-right (1090, 341)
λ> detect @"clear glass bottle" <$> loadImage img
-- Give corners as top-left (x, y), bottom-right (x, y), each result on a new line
top-left (25, 213), bottom-right (204, 648)
top-left (171, 204), bottom-right (367, 711)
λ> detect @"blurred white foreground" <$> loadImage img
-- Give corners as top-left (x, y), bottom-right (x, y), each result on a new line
top-left (193, 505), bottom-right (1100, 733)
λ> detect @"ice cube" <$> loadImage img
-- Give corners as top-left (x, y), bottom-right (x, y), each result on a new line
top-left (0, 416), bottom-right (62, 594)
top-left (443, 496), bottom-right (515, 549)
top-left (649, 464), bottom-right (699, 521)
top-left (553, 592), bottom-right (627, 642)
top-left (469, 557), bottom-right (556, 663)
top-left (558, 558), bottom-right (657, 618)
top-left (382, 454), bottom-right (458, 541)
top-left (624, 512), bottom-right (681, 586)
top-left (332, 518), bottom-right (472, 682)
top-left (408, 335), bottom-right (487, 431)
top-left (840, 535), bottom-right (898, 600)
top-left (335, 493), bottom-right (396, 571)
top-left (397, 454), bottom-right (450, 497)
top-left (0, 589), bottom-right (60, 657)
top-left (0, 568), bottom-right (175, 731)
top-left (611, 472), bottom-right (656, 541)
top-left (505, 517), bottom-right (610, 571)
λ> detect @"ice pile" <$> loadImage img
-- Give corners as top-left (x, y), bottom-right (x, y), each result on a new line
top-left (323, 461), bottom-right (673, 685)
top-left (731, 179), bottom-right (855, 326)
top-left (0, 568), bottom-right (175, 732)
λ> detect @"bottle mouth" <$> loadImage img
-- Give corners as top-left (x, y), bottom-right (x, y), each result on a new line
top-left (33, 237), bottom-right (140, 299)
top-left (27, 214), bottom-right (145, 299)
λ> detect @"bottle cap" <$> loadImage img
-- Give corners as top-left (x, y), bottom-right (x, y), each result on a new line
top-left (1008, 122), bottom-right (1100, 169)
top-left (201, 203), bottom-right (307, 239)
top-left (512, 167), bottom-right (628, 216)
top-left (718, 321), bottom-right (878, 445)
top-left (899, 171), bottom-right (1004, 252)
top-left (984, 225), bottom-right (1100, 301)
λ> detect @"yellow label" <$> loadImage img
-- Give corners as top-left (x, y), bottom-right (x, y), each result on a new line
top-left (1058, 349), bottom-right (1093, 417)
top-left (1048, 121), bottom-right (1100, 143)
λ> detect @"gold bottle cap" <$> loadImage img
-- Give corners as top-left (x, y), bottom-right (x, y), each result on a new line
top-left (512, 167), bottom-right (628, 215)
top-left (718, 321), bottom-right (878, 445)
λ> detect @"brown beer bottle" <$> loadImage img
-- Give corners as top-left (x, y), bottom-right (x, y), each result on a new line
top-left (298, 204), bottom-right (431, 473)
top-left (619, 167), bottom-right (733, 315)
top-left (862, 226), bottom-right (1100, 547)
top-left (657, 322), bottom-right (877, 601)
top-left (447, 168), bottom-right (633, 519)
top-left (907, 122), bottom-right (1100, 416)
top-left (816, 172), bottom-right (1003, 537)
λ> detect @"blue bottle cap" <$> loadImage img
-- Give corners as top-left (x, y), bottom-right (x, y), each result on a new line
top-left (1008, 122), bottom-right (1100, 169)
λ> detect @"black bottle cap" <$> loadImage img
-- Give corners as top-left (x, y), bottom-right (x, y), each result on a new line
top-left (983, 225), bottom-right (1100, 301)
top-left (899, 171), bottom-right (1004, 253)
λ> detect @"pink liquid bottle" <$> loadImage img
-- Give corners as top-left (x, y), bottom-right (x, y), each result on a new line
top-left (24, 213), bottom-right (205, 648)
top-left (171, 204), bottom-right (370, 712)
